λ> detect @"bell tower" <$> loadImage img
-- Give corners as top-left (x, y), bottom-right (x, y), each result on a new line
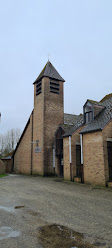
top-left (32, 61), bottom-right (65, 175)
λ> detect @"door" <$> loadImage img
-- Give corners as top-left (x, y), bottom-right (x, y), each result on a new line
top-left (107, 141), bottom-right (112, 181)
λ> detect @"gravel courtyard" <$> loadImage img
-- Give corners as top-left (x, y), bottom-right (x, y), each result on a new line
top-left (0, 174), bottom-right (112, 248)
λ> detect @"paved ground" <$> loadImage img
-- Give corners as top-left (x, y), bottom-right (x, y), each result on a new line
top-left (0, 174), bottom-right (112, 248)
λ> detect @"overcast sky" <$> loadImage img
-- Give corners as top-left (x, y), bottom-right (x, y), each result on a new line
top-left (0, 0), bottom-right (112, 134)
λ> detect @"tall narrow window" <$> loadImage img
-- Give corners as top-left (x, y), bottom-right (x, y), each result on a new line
top-left (85, 111), bottom-right (92, 123)
top-left (50, 80), bottom-right (59, 94)
top-left (36, 81), bottom-right (41, 96)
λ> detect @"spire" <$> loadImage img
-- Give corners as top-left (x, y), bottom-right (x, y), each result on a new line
top-left (33, 61), bottom-right (65, 84)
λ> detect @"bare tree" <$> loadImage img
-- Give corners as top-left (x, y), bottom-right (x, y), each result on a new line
top-left (0, 128), bottom-right (21, 156)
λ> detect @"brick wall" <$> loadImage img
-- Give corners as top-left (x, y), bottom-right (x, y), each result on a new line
top-left (32, 79), bottom-right (44, 175)
top-left (44, 77), bottom-right (64, 175)
top-left (63, 137), bottom-right (70, 180)
top-left (14, 115), bottom-right (32, 174)
top-left (2, 158), bottom-right (13, 173)
top-left (0, 159), bottom-right (5, 174)
top-left (14, 76), bottom-right (64, 176)
top-left (71, 126), bottom-right (84, 179)
top-left (83, 131), bottom-right (105, 186)
top-left (63, 126), bottom-right (84, 181)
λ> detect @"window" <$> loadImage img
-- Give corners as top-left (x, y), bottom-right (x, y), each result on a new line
top-left (36, 81), bottom-right (41, 96)
top-left (85, 111), bottom-right (92, 123)
top-left (50, 80), bottom-right (59, 94)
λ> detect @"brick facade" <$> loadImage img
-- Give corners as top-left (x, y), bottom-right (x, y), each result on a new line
top-left (83, 131), bottom-right (106, 186)
top-left (63, 126), bottom-right (84, 181)
top-left (14, 74), bottom-right (64, 175)
top-left (63, 137), bottom-right (70, 180)
top-left (14, 114), bottom-right (33, 174)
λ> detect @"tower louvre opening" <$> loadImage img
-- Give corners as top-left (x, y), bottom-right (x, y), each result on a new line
top-left (36, 81), bottom-right (41, 96)
top-left (50, 79), bottom-right (59, 94)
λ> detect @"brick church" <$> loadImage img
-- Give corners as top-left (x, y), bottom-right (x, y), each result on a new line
top-left (13, 61), bottom-right (112, 187)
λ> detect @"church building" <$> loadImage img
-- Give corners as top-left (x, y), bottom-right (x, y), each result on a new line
top-left (13, 61), bottom-right (112, 187)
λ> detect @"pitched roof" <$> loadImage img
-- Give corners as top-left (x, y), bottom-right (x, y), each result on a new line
top-left (87, 99), bottom-right (104, 107)
top-left (81, 94), bottom-right (112, 134)
top-left (33, 61), bottom-right (65, 84)
top-left (63, 114), bottom-right (84, 137)
top-left (100, 93), bottom-right (112, 102)
top-left (64, 113), bottom-right (83, 126)
top-left (2, 150), bottom-right (14, 160)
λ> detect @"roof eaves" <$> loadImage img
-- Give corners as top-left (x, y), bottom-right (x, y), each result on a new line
top-left (80, 127), bottom-right (102, 134)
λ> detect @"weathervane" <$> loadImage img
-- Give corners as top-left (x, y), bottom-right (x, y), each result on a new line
top-left (48, 53), bottom-right (50, 62)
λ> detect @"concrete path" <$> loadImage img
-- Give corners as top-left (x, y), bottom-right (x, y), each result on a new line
top-left (0, 174), bottom-right (112, 247)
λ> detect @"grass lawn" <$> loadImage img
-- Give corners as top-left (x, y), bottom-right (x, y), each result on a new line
top-left (0, 174), bottom-right (8, 178)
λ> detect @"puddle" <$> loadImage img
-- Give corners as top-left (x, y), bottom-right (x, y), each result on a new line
top-left (0, 206), bottom-right (15, 213)
top-left (0, 227), bottom-right (20, 240)
top-left (38, 224), bottom-right (96, 248)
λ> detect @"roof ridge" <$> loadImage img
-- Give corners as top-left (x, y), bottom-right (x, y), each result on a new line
top-left (100, 93), bottom-right (112, 102)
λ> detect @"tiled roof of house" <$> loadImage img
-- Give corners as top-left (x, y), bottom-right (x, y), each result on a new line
top-left (81, 94), bottom-right (112, 134)
top-left (63, 114), bottom-right (84, 137)
top-left (33, 61), bottom-right (65, 84)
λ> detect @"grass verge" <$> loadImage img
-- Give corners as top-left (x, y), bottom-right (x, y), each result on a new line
top-left (0, 174), bottom-right (8, 178)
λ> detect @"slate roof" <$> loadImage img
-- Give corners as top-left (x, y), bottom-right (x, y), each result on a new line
top-left (81, 94), bottom-right (112, 134)
top-left (33, 61), bottom-right (65, 84)
top-left (64, 113), bottom-right (83, 125)
top-left (87, 99), bottom-right (104, 107)
top-left (63, 114), bottom-right (84, 137)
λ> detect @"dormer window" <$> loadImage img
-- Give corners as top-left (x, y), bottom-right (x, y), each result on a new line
top-left (36, 81), bottom-right (41, 96)
top-left (50, 80), bottom-right (59, 94)
top-left (84, 101), bottom-right (93, 124)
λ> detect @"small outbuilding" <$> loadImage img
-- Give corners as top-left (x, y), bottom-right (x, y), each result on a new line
top-left (0, 159), bottom-right (5, 174)
top-left (1, 151), bottom-right (14, 173)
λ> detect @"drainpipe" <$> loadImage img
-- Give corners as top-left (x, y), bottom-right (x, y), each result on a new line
top-left (80, 134), bottom-right (83, 164)
top-left (53, 145), bottom-right (55, 174)
top-left (80, 134), bottom-right (84, 183)
top-left (69, 136), bottom-right (72, 181)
